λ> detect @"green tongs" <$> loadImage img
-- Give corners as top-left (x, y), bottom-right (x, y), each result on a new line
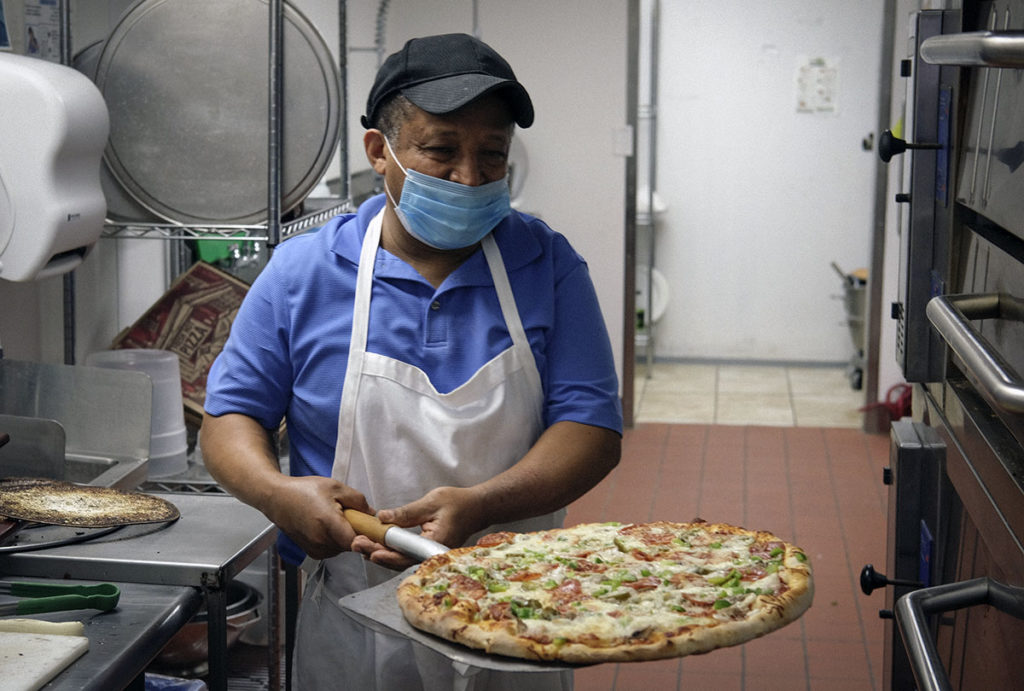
top-left (0, 581), bottom-right (121, 615)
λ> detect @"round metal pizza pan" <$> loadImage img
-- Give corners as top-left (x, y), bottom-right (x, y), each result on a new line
top-left (0, 523), bottom-right (123, 554)
top-left (94, 0), bottom-right (341, 226)
top-left (72, 41), bottom-right (160, 224)
top-left (0, 519), bottom-right (180, 554)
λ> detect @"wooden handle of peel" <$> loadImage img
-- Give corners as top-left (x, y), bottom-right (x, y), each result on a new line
top-left (342, 508), bottom-right (394, 544)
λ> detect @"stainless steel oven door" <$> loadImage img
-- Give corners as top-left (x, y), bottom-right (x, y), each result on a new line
top-left (921, 0), bottom-right (1024, 241)
top-left (927, 233), bottom-right (1024, 446)
top-left (911, 374), bottom-right (1024, 691)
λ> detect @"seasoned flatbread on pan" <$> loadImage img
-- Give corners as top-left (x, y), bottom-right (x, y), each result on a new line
top-left (0, 478), bottom-right (179, 527)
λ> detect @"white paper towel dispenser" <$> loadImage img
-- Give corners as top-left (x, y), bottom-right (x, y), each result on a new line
top-left (0, 53), bottom-right (109, 282)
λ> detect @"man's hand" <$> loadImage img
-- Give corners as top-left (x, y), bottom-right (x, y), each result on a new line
top-left (264, 475), bottom-right (373, 560)
top-left (200, 412), bottom-right (374, 560)
top-left (350, 421), bottom-right (620, 570)
top-left (350, 486), bottom-right (477, 570)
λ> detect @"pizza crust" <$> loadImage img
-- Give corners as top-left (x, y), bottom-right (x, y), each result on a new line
top-left (396, 521), bottom-right (813, 664)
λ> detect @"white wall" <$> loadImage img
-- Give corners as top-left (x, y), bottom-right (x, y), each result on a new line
top-left (649, 0), bottom-right (885, 364)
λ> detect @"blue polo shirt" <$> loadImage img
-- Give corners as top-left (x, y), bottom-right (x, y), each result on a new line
top-left (205, 193), bottom-right (622, 494)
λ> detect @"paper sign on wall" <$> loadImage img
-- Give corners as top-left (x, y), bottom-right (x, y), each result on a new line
top-left (24, 0), bottom-right (59, 62)
top-left (796, 56), bottom-right (839, 114)
top-left (0, 1), bottom-right (11, 51)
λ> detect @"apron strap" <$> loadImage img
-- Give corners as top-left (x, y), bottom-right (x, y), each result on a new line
top-left (482, 234), bottom-right (542, 400)
top-left (482, 234), bottom-right (528, 350)
top-left (349, 210), bottom-right (382, 356)
top-left (333, 210), bottom-right (384, 480)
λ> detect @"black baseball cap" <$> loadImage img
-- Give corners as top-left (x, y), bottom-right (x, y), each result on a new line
top-left (361, 33), bottom-right (534, 130)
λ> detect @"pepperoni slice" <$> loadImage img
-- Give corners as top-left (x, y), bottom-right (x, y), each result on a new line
top-left (448, 574), bottom-right (487, 600)
top-left (669, 571), bottom-right (704, 588)
top-left (568, 556), bottom-right (608, 573)
top-left (620, 522), bottom-right (678, 546)
top-left (550, 578), bottom-right (584, 605)
top-left (751, 540), bottom-right (785, 560)
top-left (476, 531), bottom-right (517, 548)
top-left (486, 601), bottom-right (514, 620)
top-left (625, 576), bottom-right (662, 591)
top-left (681, 591), bottom-right (719, 606)
top-left (507, 570), bottom-right (542, 582)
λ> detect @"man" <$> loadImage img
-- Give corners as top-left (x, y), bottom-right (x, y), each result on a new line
top-left (201, 33), bottom-right (622, 689)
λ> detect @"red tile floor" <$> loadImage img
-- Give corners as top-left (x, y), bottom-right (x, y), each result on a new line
top-left (567, 423), bottom-right (890, 691)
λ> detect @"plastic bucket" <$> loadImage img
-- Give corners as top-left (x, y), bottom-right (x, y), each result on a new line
top-left (85, 349), bottom-right (188, 478)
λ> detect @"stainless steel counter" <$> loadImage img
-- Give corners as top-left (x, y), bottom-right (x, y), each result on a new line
top-left (0, 493), bottom-right (277, 690)
top-left (0, 577), bottom-right (202, 691)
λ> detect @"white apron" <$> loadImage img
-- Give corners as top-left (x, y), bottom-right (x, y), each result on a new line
top-left (294, 210), bottom-right (570, 691)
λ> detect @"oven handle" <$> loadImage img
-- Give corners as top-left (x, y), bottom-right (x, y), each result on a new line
top-left (920, 30), bottom-right (1024, 68)
top-left (927, 294), bottom-right (1024, 413)
top-left (896, 577), bottom-right (1024, 691)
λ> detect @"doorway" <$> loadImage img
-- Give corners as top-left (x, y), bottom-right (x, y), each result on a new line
top-left (624, 0), bottom-right (887, 427)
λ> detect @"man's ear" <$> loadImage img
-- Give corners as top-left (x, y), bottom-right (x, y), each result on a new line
top-left (364, 129), bottom-right (387, 175)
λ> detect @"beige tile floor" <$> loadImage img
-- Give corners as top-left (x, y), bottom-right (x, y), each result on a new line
top-left (633, 361), bottom-right (866, 427)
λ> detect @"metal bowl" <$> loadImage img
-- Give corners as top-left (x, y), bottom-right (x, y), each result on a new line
top-left (154, 580), bottom-right (262, 671)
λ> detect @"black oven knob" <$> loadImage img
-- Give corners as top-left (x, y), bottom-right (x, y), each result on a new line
top-left (878, 609), bottom-right (894, 620)
top-left (878, 129), bottom-right (941, 163)
top-left (860, 564), bottom-right (924, 595)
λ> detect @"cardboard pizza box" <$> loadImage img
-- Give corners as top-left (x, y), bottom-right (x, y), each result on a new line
top-left (110, 261), bottom-right (250, 429)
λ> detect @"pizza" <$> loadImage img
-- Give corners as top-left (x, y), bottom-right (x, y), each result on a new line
top-left (396, 520), bottom-right (813, 663)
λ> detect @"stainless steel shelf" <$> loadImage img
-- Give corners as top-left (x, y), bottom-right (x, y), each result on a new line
top-left (101, 198), bottom-right (354, 243)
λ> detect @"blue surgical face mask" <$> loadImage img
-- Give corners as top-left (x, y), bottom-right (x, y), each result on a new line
top-left (383, 137), bottom-right (511, 250)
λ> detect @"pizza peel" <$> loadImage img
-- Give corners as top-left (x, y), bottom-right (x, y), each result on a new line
top-left (340, 512), bottom-right (815, 672)
top-left (337, 510), bottom-right (582, 672)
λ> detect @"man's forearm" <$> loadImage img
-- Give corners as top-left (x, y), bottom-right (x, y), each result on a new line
top-left (469, 420), bottom-right (620, 528)
top-left (199, 412), bottom-right (283, 513)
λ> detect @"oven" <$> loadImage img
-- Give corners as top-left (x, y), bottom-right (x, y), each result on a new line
top-left (866, 2), bottom-right (1024, 689)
